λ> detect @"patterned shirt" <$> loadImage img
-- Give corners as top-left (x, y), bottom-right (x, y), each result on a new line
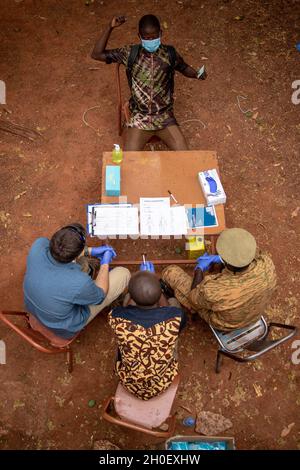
top-left (189, 252), bottom-right (277, 330)
top-left (108, 306), bottom-right (186, 400)
top-left (105, 44), bottom-right (189, 130)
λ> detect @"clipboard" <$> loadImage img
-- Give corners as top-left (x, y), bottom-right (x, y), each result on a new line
top-left (86, 203), bottom-right (138, 237)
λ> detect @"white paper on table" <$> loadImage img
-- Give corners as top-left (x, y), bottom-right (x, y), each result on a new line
top-left (140, 198), bottom-right (188, 236)
top-left (169, 205), bottom-right (188, 235)
top-left (93, 205), bottom-right (139, 236)
top-left (140, 197), bottom-right (171, 236)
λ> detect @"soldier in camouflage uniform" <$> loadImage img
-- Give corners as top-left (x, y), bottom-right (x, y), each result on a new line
top-left (162, 228), bottom-right (277, 331)
top-left (91, 14), bottom-right (206, 150)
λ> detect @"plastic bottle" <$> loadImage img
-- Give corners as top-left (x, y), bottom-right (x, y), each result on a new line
top-left (182, 416), bottom-right (196, 427)
top-left (112, 144), bottom-right (123, 164)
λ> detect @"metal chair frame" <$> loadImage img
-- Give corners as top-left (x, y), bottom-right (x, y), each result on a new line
top-left (0, 311), bottom-right (78, 373)
top-left (210, 315), bottom-right (297, 373)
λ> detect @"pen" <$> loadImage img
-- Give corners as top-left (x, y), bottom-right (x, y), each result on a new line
top-left (168, 190), bottom-right (178, 204)
top-left (142, 253), bottom-right (146, 265)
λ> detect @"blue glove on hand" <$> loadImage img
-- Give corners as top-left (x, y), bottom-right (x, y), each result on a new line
top-left (101, 248), bottom-right (117, 265)
top-left (140, 261), bottom-right (155, 273)
top-left (195, 253), bottom-right (222, 272)
top-left (91, 245), bottom-right (115, 259)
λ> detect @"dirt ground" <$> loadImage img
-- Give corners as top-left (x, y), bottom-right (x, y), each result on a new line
top-left (0, 0), bottom-right (299, 451)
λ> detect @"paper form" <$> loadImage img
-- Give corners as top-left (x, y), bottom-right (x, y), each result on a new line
top-left (92, 205), bottom-right (139, 236)
top-left (169, 206), bottom-right (188, 235)
top-left (140, 198), bottom-right (188, 236)
top-left (140, 198), bottom-right (171, 236)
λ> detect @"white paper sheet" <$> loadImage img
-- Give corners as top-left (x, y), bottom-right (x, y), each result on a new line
top-left (169, 205), bottom-right (188, 235)
top-left (140, 198), bottom-right (188, 236)
top-left (140, 198), bottom-right (170, 236)
top-left (92, 205), bottom-right (139, 236)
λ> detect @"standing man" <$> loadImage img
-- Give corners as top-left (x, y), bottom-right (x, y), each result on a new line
top-left (24, 223), bottom-right (130, 339)
top-left (162, 228), bottom-right (277, 331)
top-left (91, 14), bottom-right (206, 150)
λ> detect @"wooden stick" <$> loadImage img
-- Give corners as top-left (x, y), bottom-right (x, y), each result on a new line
top-left (0, 119), bottom-right (41, 140)
top-left (111, 259), bottom-right (195, 266)
top-left (0, 126), bottom-right (34, 141)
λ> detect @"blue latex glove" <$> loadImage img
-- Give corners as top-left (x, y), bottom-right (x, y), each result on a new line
top-left (140, 261), bottom-right (155, 273)
top-left (205, 176), bottom-right (218, 193)
top-left (195, 253), bottom-right (222, 272)
top-left (101, 248), bottom-right (117, 265)
top-left (91, 245), bottom-right (115, 259)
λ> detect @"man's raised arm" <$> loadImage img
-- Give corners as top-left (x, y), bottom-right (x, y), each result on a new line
top-left (91, 15), bottom-right (126, 61)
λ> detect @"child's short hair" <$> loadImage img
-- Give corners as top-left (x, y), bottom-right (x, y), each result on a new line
top-left (139, 14), bottom-right (160, 34)
top-left (129, 271), bottom-right (162, 306)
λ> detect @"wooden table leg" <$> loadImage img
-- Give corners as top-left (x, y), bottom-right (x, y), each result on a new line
top-left (110, 259), bottom-right (195, 266)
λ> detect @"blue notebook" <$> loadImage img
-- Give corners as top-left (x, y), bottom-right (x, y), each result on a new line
top-left (186, 206), bottom-right (218, 229)
top-left (169, 441), bottom-right (227, 450)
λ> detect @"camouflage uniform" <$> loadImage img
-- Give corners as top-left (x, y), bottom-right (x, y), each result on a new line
top-left (104, 44), bottom-right (189, 130)
top-left (162, 252), bottom-right (277, 331)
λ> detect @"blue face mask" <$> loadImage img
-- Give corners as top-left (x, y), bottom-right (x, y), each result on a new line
top-left (141, 37), bottom-right (161, 53)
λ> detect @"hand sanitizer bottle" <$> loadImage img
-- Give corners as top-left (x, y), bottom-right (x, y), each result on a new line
top-left (112, 144), bottom-right (123, 164)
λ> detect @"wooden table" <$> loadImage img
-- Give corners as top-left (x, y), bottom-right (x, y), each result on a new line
top-left (101, 150), bottom-right (226, 261)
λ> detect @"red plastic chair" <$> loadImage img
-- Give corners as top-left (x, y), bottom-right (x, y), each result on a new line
top-left (102, 374), bottom-right (180, 438)
top-left (0, 311), bottom-right (79, 372)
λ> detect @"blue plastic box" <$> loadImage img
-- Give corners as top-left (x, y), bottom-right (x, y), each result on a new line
top-left (105, 165), bottom-right (121, 197)
top-left (165, 435), bottom-right (235, 450)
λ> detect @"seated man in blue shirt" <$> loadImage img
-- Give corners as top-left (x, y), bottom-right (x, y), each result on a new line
top-left (108, 261), bottom-right (186, 400)
top-left (24, 223), bottom-right (130, 339)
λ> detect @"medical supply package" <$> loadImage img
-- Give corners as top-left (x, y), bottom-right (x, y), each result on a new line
top-left (198, 169), bottom-right (226, 206)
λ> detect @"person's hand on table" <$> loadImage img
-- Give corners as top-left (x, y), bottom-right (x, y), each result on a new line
top-left (91, 245), bottom-right (116, 262)
top-left (101, 248), bottom-right (117, 265)
top-left (195, 253), bottom-right (222, 272)
top-left (140, 261), bottom-right (155, 273)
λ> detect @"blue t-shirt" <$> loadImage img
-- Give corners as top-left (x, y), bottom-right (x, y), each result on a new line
top-left (23, 238), bottom-right (105, 339)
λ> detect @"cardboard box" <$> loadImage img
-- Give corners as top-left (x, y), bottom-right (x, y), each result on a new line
top-left (185, 236), bottom-right (205, 259)
top-left (198, 169), bottom-right (226, 206)
top-left (105, 165), bottom-right (121, 197)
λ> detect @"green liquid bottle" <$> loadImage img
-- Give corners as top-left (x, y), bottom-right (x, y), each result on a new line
top-left (112, 144), bottom-right (123, 164)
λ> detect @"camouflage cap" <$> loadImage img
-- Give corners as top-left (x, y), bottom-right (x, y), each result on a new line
top-left (216, 228), bottom-right (257, 268)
